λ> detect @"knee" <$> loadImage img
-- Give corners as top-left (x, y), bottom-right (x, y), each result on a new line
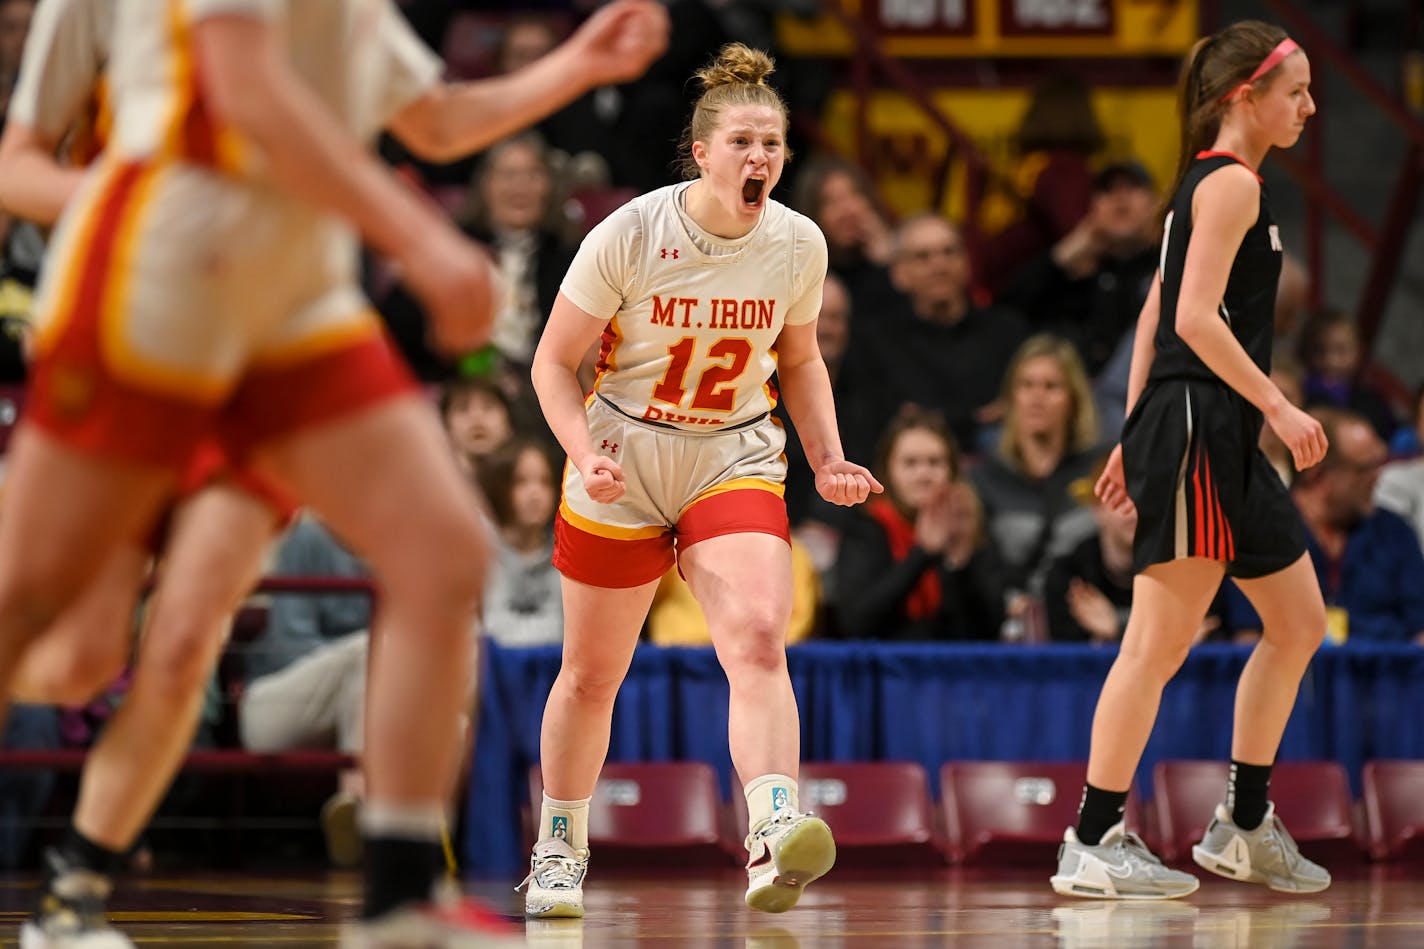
top-left (714, 608), bottom-right (790, 680)
top-left (558, 664), bottom-right (624, 709)
top-left (19, 641), bottom-right (127, 706)
top-left (142, 624), bottom-right (222, 698)
top-left (1116, 634), bottom-right (1192, 688)
top-left (384, 513), bottom-right (489, 620)
top-left (1263, 601), bottom-right (1328, 654)
top-left (0, 579), bottom-right (78, 658)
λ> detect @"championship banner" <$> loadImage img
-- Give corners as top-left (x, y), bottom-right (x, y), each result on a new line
top-left (779, 0), bottom-right (1199, 57)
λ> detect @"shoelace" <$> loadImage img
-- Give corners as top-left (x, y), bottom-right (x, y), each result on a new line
top-left (1117, 832), bottom-right (1166, 868)
top-left (744, 809), bottom-right (808, 853)
top-left (1263, 816), bottom-right (1307, 871)
top-left (519, 852), bottom-right (586, 892)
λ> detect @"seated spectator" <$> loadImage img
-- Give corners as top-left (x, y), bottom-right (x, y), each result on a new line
top-left (1224, 408), bottom-right (1424, 645)
top-left (498, 14), bottom-right (560, 75)
top-left (375, 133), bottom-right (575, 384)
top-left (1298, 308), bottom-right (1399, 443)
top-left (475, 438), bottom-right (563, 647)
top-left (833, 406), bottom-right (1005, 641)
top-left (1044, 457), bottom-right (1136, 644)
top-left (970, 335), bottom-right (1101, 599)
top-left (1376, 385), bottom-right (1424, 548)
top-left (441, 377), bottom-right (516, 475)
top-left (238, 516), bottom-right (373, 866)
top-left (648, 540), bottom-right (821, 645)
top-left (977, 69), bottom-right (1103, 296)
top-left (462, 133), bottom-right (577, 368)
top-left (790, 156), bottom-right (896, 315)
top-left (855, 214), bottom-right (1028, 452)
top-left (1000, 160), bottom-right (1159, 378)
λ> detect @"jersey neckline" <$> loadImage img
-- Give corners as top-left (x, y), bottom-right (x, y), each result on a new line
top-left (1195, 150), bottom-right (1264, 183)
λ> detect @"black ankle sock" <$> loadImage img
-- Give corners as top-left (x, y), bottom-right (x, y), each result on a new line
top-left (53, 826), bottom-right (126, 880)
top-left (1229, 760), bottom-right (1272, 831)
top-left (362, 836), bottom-right (442, 920)
top-left (1075, 783), bottom-right (1129, 846)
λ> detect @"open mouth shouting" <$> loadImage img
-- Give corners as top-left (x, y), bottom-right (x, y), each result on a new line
top-left (742, 175), bottom-right (767, 210)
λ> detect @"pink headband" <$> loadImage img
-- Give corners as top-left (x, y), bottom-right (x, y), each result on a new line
top-left (1219, 38), bottom-right (1301, 104)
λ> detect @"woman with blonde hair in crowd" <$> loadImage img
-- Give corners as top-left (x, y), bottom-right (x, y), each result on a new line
top-left (969, 334), bottom-right (1102, 612)
top-left (834, 404), bottom-right (1005, 641)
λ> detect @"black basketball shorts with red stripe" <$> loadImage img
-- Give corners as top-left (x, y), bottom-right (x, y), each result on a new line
top-left (1122, 377), bottom-right (1305, 579)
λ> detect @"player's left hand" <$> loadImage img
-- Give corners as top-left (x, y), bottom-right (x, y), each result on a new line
top-left (815, 459), bottom-right (883, 507)
top-left (568, 0), bottom-right (670, 88)
top-left (1094, 443), bottom-right (1135, 516)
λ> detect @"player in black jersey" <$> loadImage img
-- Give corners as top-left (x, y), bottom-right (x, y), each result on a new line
top-left (1051, 21), bottom-right (1333, 900)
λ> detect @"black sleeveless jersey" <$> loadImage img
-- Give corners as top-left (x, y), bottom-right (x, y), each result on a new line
top-left (1147, 152), bottom-right (1282, 386)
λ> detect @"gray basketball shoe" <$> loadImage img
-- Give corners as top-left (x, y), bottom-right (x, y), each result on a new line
top-left (519, 839), bottom-right (590, 919)
top-left (1191, 803), bottom-right (1332, 893)
top-left (1051, 822), bottom-right (1200, 900)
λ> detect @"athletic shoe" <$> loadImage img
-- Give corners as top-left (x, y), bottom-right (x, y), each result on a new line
top-left (519, 838), bottom-right (590, 919)
top-left (321, 791), bottom-right (362, 869)
top-left (339, 884), bottom-right (522, 948)
top-left (20, 850), bottom-right (132, 949)
top-left (1192, 802), bottom-right (1332, 893)
top-left (1050, 822), bottom-right (1200, 900)
top-left (743, 811), bottom-right (837, 913)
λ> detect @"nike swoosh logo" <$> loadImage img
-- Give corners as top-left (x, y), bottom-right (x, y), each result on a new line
top-left (1101, 861), bottom-right (1134, 878)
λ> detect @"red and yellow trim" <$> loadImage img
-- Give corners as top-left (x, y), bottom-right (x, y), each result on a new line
top-left (676, 486), bottom-right (790, 550)
top-left (557, 499), bottom-right (667, 541)
top-left (163, 0), bottom-right (248, 173)
top-left (679, 476), bottom-right (783, 521)
top-left (553, 510), bottom-right (674, 589)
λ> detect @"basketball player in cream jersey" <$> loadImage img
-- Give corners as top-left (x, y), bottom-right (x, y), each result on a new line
top-left (525, 43), bottom-right (882, 919)
top-left (0, 1), bottom-right (668, 946)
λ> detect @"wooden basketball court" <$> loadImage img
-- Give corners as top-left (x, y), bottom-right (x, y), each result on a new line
top-left (2, 865), bottom-right (1421, 946)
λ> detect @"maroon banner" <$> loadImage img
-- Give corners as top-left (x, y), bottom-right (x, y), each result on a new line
top-left (998, 0), bottom-right (1117, 36)
top-left (863, 0), bottom-right (977, 36)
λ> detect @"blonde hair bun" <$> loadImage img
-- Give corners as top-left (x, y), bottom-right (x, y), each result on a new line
top-left (696, 43), bottom-right (775, 91)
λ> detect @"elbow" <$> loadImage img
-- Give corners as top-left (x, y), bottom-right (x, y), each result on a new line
top-left (395, 93), bottom-right (465, 164)
top-left (1175, 314), bottom-right (1206, 348)
top-left (400, 123), bottom-right (460, 164)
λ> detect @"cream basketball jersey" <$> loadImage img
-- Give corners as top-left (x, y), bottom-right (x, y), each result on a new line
top-left (105, 0), bottom-right (442, 174)
top-left (8, 0), bottom-right (113, 164)
top-left (561, 181), bottom-right (828, 433)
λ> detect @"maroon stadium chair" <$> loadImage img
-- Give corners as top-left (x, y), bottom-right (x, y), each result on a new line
top-left (1153, 760), bottom-right (1362, 864)
top-left (1363, 760), bottom-right (1424, 861)
top-left (800, 762), bottom-right (942, 867)
top-left (940, 761), bottom-right (1144, 866)
top-left (529, 762), bottom-right (731, 868)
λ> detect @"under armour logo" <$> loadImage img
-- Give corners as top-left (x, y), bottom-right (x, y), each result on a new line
top-left (600, 439), bottom-right (619, 452)
top-left (660, 248), bottom-right (679, 260)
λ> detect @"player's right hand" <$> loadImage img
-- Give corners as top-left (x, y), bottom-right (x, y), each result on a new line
top-left (1094, 443), bottom-right (1135, 516)
top-left (578, 453), bottom-right (627, 504)
top-left (569, 0), bottom-right (670, 88)
top-left (1267, 401), bottom-right (1328, 471)
top-left (401, 227), bottom-right (500, 357)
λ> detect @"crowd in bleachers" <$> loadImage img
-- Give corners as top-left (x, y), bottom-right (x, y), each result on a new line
top-left (1, 0), bottom-right (1422, 870)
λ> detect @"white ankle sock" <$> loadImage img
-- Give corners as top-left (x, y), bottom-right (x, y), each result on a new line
top-left (359, 800), bottom-right (445, 841)
top-left (540, 793), bottom-right (590, 850)
top-left (744, 773), bottom-right (799, 830)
